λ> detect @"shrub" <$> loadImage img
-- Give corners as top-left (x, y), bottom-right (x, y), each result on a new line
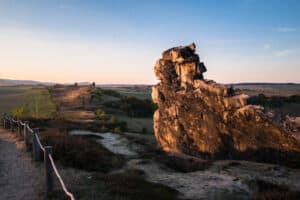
top-left (95, 108), bottom-right (106, 119)
top-left (99, 88), bottom-right (121, 98)
top-left (92, 88), bottom-right (121, 98)
top-left (248, 94), bottom-right (300, 108)
top-left (108, 115), bottom-right (116, 124)
top-left (12, 105), bottom-right (27, 118)
top-left (250, 179), bottom-right (300, 200)
top-left (41, 131), bottom-right (125, 172)
top-left (101, 169), bottom-right (181, 200)
top-left (104, 96), bottom-right (157, 117)
top-left (141, 127), bottom-right (148, 134)
top-left (113, 127), bottom-right (121, 133)
top-left (94, 109), bottom-right (128, 132)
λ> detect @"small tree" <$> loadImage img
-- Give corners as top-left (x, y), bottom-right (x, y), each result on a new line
top-left (108, 115), bottom-right (116, 124)
top-left (114, 127), bottom-right (121, 134)
top-left (141, 127), bottom-right (148, 134)
top-left (12, 105), bottom-right (27, 118)
top-left (95, 108), bottom-right (106, 119)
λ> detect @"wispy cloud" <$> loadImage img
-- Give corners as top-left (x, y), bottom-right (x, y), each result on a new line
top-left (275, 27), bottom-right (296, 33)
top-left (274, 49), bottom-right (299, 57)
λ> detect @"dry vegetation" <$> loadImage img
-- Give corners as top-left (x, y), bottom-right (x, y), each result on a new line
top-left (40, 131), bottom-right (125, 172)
top-left (250, 179), bottom-right (300, 200)
top-left (0, 86), bottom-right (56, 118)
top-left (1, 84), bottom-right (300, 200)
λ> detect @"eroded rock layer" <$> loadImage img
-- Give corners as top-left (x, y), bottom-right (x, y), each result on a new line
top-left (152, 43), bottom-right (300, 166)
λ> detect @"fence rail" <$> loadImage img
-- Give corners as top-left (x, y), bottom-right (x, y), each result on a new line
top-left (2, 113), bottom-right (75, 199)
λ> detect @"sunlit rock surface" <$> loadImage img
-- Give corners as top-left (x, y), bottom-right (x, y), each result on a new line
top-left (152, 43), bottom-right (300, 166)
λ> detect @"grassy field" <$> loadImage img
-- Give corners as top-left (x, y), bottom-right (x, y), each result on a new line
top-left (91, 86), bottom-right (154, 134)
top-left (235, 84), bottom-right (300, 97)
top-left (0, 86), bottom-right (56, 118)
top-left (115, 115), bottom-right (154, 134)
top-left (237, 84), bottom-right (300, 116)
top-left (99, 86), bottom-right (152, 99)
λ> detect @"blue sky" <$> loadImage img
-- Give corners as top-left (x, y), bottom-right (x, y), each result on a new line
top-left (0, 0), bottom-right (299, 83)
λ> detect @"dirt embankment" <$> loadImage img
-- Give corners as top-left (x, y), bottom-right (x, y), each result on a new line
top-left (50, 85), bottom-right (96, 121)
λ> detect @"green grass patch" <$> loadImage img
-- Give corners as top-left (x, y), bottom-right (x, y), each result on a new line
top-left (0, 86), bottom-right (56, 118)
top-left (0, 86), bottom-right (33, 114)
top-left (116, 115), bottom-right (154, 134)
top-left (97, 86), bottom-right (152, 100)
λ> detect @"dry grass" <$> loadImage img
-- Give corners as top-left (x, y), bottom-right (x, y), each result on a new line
top-left (155, 152), bottom-right (211, 172)
top-left (251, 191), bottom-right (300, 200)
top-left (40, 131), bottom-right (125, 172)
top-left (250, 179), bottom-right (300, 200)
top-left (100, 169), bottom-right (183, 200)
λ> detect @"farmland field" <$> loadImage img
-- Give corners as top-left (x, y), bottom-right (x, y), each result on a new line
top-left (99, 85), bottom-right (152, 99)
top-left (0, 86), bottom-right (56, 118)
top-left (235, 84), bottom-right (300, 97)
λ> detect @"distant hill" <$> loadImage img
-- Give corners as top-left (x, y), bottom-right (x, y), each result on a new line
top-left (0, 79), bottom-right (94, 86)
top-left (231, 82), bottom-right (300, 86)
top-left (0, 78), bottom-right (55, 86)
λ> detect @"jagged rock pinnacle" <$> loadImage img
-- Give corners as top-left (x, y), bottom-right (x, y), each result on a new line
top-left (152, 43), bottom-right (300, 166)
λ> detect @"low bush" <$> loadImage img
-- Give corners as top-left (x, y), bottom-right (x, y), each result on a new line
top-left (141, 127), bottom-right (148, 134)
top-left (94, 108), bottom-right (128, 132)
top-left (100, 169), bottom-right (181, 200)
top-left (104, 96), bottom-right (157, 117)
top-left (92, 88), bottom-right (122, 98)
top-left (248, 94), bottom-right (300, 108)
top-left (95, 108), bottom-right (107, 120)
top-left (12, 105), bottom-right (27, 118)
top-left (249, 179), bottom-right (300, 200)
top-left (41, 131), bottom-right (125, 172)
top-left (100, 88), bottom-right (122, 98)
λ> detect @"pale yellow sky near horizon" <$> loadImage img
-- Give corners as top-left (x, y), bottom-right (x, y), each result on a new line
top-left (1, 27), bottom-right (299, 84)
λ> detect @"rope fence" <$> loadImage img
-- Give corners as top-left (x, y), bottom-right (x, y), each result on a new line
top-left (35, 132), bottom-right (45, 152)
top-left (49, 154), bottom-right (76, 200)
top-left (2, 113), bottom-right (75, 199)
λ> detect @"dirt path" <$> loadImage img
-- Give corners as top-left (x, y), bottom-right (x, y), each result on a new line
top-left (0, 128), bottom-right (44, 200)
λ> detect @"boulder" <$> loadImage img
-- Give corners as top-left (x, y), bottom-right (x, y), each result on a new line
top-left (152, 43), bottom-right (300, 167)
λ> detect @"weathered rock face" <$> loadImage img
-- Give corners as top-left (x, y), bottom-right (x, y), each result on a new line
top-left (153, 43), bottom-right (300, 166)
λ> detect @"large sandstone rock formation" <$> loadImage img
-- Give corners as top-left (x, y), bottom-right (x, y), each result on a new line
top-left (152, 43), bottom-right (300, 166)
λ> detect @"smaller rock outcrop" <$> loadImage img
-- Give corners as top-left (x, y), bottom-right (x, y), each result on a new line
top-left (152, 43), bottom-right (300, 167)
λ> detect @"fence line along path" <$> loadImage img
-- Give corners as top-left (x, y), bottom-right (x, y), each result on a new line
top-left (2, 113), bottom-right (75, 200)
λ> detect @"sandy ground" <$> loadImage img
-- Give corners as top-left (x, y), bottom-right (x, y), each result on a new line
top-left (70, 129), bottom-right (300, 200)
top-left (0, 128), bottom-right (44, 200)
top-left (69, 130), bottom-right (250, 199)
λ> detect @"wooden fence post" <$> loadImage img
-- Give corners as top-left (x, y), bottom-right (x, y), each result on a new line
top-left (10, 119), bottom-right (14, 132)
top-left (18, 121), bottom-right (22, 137)
top-left (24, 121), bottom-right (30, 150)
top-left (17, 121), bottom-right (19, 135)
top-left (45, 146), bottom-right (53, 194)
top-left (3, 114), bottom-right (6, 129)
top-left (32, 128), bottom-right (41, 161)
